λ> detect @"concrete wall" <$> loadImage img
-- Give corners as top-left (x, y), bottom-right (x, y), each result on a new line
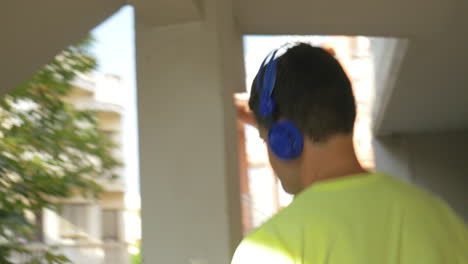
top-left (369, 37), bottom-right (408, 135)
top-left (136, 0), bottom-right (244, 263)
top-left (374, 131), bottom-right (468, 220)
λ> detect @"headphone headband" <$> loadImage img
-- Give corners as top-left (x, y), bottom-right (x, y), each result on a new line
top-left (255, 46), bottom-right (304, 161)
top-left (257, 49), bottom-right (279, 118)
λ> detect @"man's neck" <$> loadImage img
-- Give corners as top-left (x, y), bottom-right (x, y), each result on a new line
top-left (299, 134), bottom-right (367, 190)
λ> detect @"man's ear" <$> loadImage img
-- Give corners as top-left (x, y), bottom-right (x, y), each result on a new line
top-left (258, 127), bottom-right (268, 143)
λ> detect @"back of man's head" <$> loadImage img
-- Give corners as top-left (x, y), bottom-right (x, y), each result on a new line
top-left (249, 43), bottom-right (356, 143)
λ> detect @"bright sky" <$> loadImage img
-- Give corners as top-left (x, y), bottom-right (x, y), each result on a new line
top-left (90, 5), bottom-right (140, 205)
top-left (91, 6), bottom-right (135, 86)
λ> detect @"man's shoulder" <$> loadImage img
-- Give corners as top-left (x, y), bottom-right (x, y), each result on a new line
top-left (232, 218), bottom-right (294, 264)
top-left (242, 206), bottom-right (294, 244)
top-left (231, 204), bottom-right (302, 264)
top-left (252, 197), bottom-right (307, 238)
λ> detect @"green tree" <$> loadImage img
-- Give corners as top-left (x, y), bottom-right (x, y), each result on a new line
top-left (130, 240), bottom-right (142, 264)
top-left (0, 36), bottom-right (121, 263)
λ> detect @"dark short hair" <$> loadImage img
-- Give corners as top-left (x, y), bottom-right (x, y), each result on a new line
top-left (249, 43), bottom-right (356, 142)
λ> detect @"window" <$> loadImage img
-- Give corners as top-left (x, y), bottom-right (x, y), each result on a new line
top-left (101, 130), bottom-right (115, 141)
top-left (60, 204), bottom-right (89, 239)
top-left (102, 209), bottom-right (120, 241)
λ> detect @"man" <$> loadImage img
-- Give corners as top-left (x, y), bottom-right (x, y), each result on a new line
top-left (232, 43), bottom-right (467, 263)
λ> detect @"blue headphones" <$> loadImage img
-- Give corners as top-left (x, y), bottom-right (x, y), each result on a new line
top-left (256, 49), bottom-right (304, 160)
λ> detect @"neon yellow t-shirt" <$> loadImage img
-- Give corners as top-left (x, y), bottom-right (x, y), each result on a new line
top-left (232, 173), bottom-right (467, 264)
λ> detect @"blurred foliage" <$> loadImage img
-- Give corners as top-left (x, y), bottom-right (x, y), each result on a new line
top-left (130, 240), bottom-right (141, 264)
top-left (0, 36), bottom-right (121, 263)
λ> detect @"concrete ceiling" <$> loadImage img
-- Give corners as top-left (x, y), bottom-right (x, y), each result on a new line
top-left (374, 0), bottom-right (468, 135)
top-left (235, 0), bottom-right (468, 135)
top-left (0, 0), bottom-right (202, 97)
top-left (235, 0), bottom-right (451, 37)
top-left (0, 0), bottom-right (125, 96)
top-left (131, 0), bottom-right (202, 26)
top-left (1, 0), bottom-right (467, 135)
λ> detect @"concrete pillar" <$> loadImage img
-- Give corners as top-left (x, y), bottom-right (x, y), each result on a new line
top-left (237, 122), bottom-right (253, 234)
top-left (136, 0), bottom-right (244, 263)
top-left (373, 136), bottom-right (413, 182)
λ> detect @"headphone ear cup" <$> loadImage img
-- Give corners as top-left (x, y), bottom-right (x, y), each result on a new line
top-left (268, 121), bottom-right (304, 160)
